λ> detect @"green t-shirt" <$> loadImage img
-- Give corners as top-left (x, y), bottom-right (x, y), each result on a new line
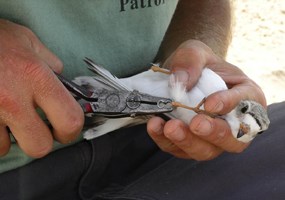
top-left (0, 0), bottom-right (178, 173)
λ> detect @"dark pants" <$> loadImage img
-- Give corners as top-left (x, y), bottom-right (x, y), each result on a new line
top-left (1, 102), bottom-right (285, 200)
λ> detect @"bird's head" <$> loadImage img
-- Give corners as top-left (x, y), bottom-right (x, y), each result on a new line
top-left (234, 100), bottom-right (270, 142)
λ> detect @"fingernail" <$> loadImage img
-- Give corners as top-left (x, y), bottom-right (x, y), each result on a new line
top-left (193, 117), bottom-right (212, 136)
top-left (170, 71), bottom-right (189, 87)
top-left (167, 126), bottom-right (186, 141)
top-left (212, 101), bottom-right (224, 112)
top-left (153, 123), bottom-right (164, 135)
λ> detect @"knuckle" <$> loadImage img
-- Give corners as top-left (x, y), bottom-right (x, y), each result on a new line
top-left (230, 143), bottom-right (248, 154)
top-left (0, 89), bottom-right (21, 117)
top-left (27, 144), bottom-right (53, 158)
top-left (67, 113), bottom-right (84, 134)
top-left (57, 112), bottom-right (84, 143)
top-left (21, 127), bottom-right (53, 158)
top-left (198, 150), bottom-right (220, 161)
top-left (191, 145), bottom-right (222, 161)
top-left (16, 24), bottom-right (34, 36)
top-left (212, 131), bottom-right (227, 145)
top-left (0, 142), bottom-right (10, 157)
top-left (248, 81), bottom-right (267, 107)
top-left (170, 48), bottom-right (201, 67)
top-left (23, 60), bottom-right (46, 80)
top-left (53, 58), bottom-right (63, 71)
top-left (0, 146), bottom-right (10, 157)
top-left (23, 61), bottom-right (55, 94)
top-left (173, 47), bottom-right (190, 58)
top-left (175, 40), bottom-right (213, 61)
top-left (15, 25), bottom-right (40, 50)
top-left (0, 51), bottom-right (15, 65)
top-left (175, 152), bottom-right (191, 159)
top-left (159, 142), bottom-right (177, 154)
top-left (232, 148), bottom-right (244, 154)
top-left (18, 25), bottom-right (39, 44)
top-left (0, 91), bottom-right (14, 107)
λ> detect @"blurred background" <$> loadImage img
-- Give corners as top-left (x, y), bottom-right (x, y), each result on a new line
top-left (227, 0), bottom-right (285, 104)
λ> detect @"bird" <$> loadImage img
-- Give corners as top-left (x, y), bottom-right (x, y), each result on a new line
top-left (73, 58), bottom-right (270, 143)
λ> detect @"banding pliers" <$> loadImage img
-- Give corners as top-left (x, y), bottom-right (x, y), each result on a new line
top-left (55, 73), bottom-right (173, 118)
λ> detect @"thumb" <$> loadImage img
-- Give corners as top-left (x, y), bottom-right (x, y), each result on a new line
top-left (162, 40), bottom-right (220, 90)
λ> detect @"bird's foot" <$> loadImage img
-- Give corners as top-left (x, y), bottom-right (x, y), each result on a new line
top-left (196, 97), bottom-right (206, 110)
top-left (151, 65), bottom-right (171, 75)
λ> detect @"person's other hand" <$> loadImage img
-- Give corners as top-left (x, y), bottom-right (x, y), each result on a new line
top-left (147, 40), bottom-right (266, 160)
top-left (0, 19), bottom-right (84, 158)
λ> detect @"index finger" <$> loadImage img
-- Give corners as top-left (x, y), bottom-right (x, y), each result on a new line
top-left (30, 63), bottom-right (84, 144)
top-left (190, 114), bottom-right (249, 153)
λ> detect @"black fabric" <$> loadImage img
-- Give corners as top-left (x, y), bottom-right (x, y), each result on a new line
top-left (0, 139), bottom-right (91, 200)
top-left (78, 125), bottom-right (171, 200)
top-left (0, 124), bottom-right (171, 200)
top-left (0, 102), bottom-right (285, 200)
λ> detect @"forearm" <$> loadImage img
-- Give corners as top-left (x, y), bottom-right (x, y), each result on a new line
top-left (155, 0), bottom-right (232, 62)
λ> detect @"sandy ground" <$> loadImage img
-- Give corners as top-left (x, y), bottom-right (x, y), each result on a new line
top-left (227, 0), bottom-right (285, 104)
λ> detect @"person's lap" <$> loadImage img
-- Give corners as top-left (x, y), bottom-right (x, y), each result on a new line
top-left (0, 102), bottom-right (284, 200)
top-left (95, 102), bottom-right (285, 200)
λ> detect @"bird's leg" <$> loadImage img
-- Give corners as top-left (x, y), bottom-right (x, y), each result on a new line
top-left (151, 65), bottom-right (171, 75)
top-left (172, 98), bottom-right (218, 118)
top-left (196, 97), bottom-right (206, 110)
top-left (151, 65), bottom-right (218, 118)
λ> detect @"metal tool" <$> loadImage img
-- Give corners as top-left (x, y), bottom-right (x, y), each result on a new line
top-left (56, 73), bottom-right (173, 118)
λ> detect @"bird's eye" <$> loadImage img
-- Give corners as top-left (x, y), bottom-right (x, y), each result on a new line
top-left (241, 105), bottom-right (249, 113)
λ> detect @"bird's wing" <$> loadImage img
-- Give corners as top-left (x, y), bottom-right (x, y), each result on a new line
top-left (78, 58), bottom-right (131, 91)
top-left (120, 70), bottom-right (170, 96)
top-left (196, 68), bottom-right (228, 96)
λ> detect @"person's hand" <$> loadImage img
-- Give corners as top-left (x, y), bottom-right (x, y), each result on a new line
top-left (147, 40), bottom-right (266, 160)
top-left (0, 19), bottom-right (84, 158)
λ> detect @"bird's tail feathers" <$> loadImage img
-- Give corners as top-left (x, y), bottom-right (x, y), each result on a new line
top-left (82, 57), bottom-right (130, 91)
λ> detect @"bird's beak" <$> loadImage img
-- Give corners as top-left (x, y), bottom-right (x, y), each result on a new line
top-left (237, 129), bottom-right (245, 138)
top-left (237, 123), bottom-right (250, 138)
